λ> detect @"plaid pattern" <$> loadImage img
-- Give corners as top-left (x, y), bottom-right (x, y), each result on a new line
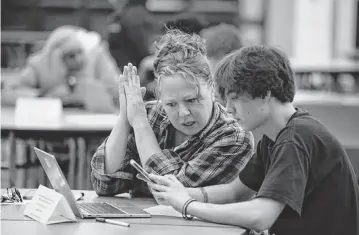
top-left (91, 101), bottom-right (254, 196)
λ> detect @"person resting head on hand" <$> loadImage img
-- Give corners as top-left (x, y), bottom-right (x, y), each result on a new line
top-left (2, 25), bottom-right (120, 111)
top-left (147, 45), bottom-right (359, 235)
top-left (90, 29), bottom-right (254, 200)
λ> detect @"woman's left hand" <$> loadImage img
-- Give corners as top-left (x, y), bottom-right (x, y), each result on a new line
top-left (124, 66), bottom-right (147, 127)
top-left (148, 174), bottom-right (192, 212)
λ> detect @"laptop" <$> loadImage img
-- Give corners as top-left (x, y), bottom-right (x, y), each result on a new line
top-left (33, 147), bottom-right (151, 219)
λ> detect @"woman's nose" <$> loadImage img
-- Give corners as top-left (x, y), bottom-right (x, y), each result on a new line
top-left (178, 104), bottom-right (190, 117)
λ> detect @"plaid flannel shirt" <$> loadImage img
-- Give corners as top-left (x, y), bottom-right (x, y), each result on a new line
top-left (91, 101), bottom-right (253, 196)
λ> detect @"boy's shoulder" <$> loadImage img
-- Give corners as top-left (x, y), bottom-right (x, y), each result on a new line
top-left (276, 108), bottom-right (328, 145)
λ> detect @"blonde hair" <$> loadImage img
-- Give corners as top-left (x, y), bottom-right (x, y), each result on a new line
top-left (153, 29), bottom-right (212, 100)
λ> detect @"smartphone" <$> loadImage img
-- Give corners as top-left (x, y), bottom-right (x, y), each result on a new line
top-left (130, 159), bottom-right (154, 183)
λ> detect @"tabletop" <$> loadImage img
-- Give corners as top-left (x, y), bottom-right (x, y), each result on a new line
top-left (1, 107), bottom-right (118, 132)
top-left (0, 189), bottom-right (247, 235)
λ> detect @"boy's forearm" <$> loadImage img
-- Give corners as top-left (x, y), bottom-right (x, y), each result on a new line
top-left (186, 183), bottom-right (238, 204)
top-left (187, 198), bottom-right (284, 231)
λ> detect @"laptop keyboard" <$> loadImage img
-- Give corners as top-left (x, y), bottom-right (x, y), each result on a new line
top-left (78, 203), bottom-right (125, 214)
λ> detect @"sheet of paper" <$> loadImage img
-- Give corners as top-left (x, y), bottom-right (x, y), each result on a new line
top-left (144, 205), bottom-right (182, 218)
top-left (23, 185), bottom-right (77, 224)
top-left (15, 98), bottom-right (63, 128)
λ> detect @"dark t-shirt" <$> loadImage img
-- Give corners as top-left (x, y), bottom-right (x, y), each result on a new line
top-left (239, 108), bottom-right (359, 235)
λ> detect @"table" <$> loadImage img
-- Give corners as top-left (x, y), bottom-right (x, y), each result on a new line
top-left (0, 189), bottom-right (247, 235)
top-left (1, 107), bottom-right (118, 189)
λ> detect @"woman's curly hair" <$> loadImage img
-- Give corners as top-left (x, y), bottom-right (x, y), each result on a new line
top-left (153, 29), bottom-right (212, 100)
top-left (214, 45), bottom-right (296, 103)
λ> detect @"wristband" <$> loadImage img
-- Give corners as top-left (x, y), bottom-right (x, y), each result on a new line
top-left (182, 198), bottom-right (197, 220)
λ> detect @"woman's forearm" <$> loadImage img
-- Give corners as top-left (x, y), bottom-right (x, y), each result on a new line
top-left (132, 117), bottom-right (161, 165)
top-left (105, 114), bottom-right (131, 174)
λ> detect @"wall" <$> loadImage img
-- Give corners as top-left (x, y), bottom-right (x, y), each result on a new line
top-left (265, 0), bottom-right (295, 57)
top-left (265, 0), bottom-right (357, 61)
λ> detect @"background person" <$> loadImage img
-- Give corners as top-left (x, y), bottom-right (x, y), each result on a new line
top-left (1, 25), bottom-right (120, 110)
top-left (106, 0), bottom-right (157, 70)
top-left (200, 23), bottom-right (244, 106)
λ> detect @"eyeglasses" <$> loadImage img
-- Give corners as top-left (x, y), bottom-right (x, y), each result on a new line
top-left (1, 187), bottom-right (23, 203)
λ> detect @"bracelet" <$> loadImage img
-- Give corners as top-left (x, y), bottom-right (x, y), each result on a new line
top-left (200, 187), bottom-right (208, 203)
top-left (182, 198), bottom-right (197, 220)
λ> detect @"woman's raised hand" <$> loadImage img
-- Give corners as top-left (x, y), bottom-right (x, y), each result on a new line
top-left (118, 64), bottom-right (129, 117)
top-left (123, 64), bottom-right (147, 127)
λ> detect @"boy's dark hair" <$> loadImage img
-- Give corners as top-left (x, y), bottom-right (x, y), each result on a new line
top-left (214, 45), bottom-right (296, 103)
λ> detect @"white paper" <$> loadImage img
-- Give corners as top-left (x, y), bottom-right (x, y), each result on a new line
top-left (24, 185), bottom-right (77, 224)
top-left (144, 205), bottom-right (182, 218)
top-left (15, 98), bottom-right (63, 128)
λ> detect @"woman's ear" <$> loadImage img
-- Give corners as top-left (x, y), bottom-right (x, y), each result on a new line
top-left (264, 91), bottom-right (271, 101)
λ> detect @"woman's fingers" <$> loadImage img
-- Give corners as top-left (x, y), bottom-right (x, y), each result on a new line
top-left (123, 66), bottom-right (129, 81)
top-left (129, 70), bottom-right (135, 86)
top-left (148, 182), bottom-right (169, 192)
top-left (140, 87), bottom-right (147, 98)
top-left (152, 191), bottom-right (166, 199)
top-left (128, 63), bottom-right (133, 75)
top-left (149, 174), bottom-right (173, 186)
top-left (135, 75), bottom-right (141, 87)
top-left (118, 76), bottom-right (125, 94)
top-left (165, 175), bottom-right (179, 183)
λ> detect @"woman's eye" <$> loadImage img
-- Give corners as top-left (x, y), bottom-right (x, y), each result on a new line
top-left (186, 98), bottom-right (197, 103)
top-left (167, 102), bottom-right (176, 107)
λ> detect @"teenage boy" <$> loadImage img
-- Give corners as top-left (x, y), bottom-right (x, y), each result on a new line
top-left (148, 45), bottom-right (359, 235)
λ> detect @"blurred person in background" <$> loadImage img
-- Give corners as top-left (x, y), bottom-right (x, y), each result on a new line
top-left (107, 0), bottom-right (158, 70)
top-left (138, 14), bottom-right (208, 101)
top-left (200, 23), bottom-right (243, 73)
top-left (200, 23), bottom-right (244, 106)
top-left (1, 25), bottom-right (120, 111)
top-left (91, 30), bottom-right (253, 198)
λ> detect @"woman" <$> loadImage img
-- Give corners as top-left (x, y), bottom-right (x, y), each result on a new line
top-left (91, 30), bottom-right (253, 198)
top-left (2, 25), bottom-right (120, 111)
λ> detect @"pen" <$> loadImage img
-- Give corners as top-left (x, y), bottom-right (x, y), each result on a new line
top-left (76, 192), bottom-right (85, 201)
top-left (95, 217), bottom-right (130, 227)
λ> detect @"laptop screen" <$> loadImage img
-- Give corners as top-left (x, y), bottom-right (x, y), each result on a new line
top-left (33, 147), bottom-right (83, 218)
